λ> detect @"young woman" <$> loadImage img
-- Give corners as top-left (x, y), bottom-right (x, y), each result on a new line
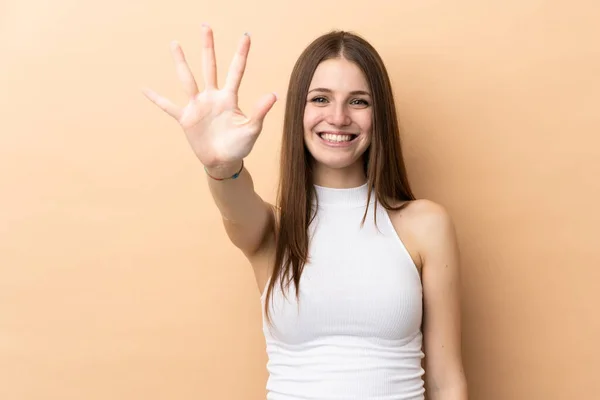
top-left (143, 24), bottom-right (468, 400)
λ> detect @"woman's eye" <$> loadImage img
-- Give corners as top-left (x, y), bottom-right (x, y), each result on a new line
top-left (309, 97), bottom-right (369, 106)
top-left (351, 99), bottom-right (369, 106)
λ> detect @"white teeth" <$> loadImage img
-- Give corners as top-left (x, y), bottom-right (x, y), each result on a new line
top-left (320, 133), bottom-right (353, 143)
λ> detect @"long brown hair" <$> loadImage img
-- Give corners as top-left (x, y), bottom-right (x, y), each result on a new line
top-left (264, 30), bottom-right (416, 324)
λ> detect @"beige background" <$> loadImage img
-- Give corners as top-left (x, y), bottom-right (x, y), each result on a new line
top-left (1, 1), bottom-right (599, 399)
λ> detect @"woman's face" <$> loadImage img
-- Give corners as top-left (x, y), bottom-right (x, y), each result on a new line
top-left (303, 57), bottom-right (373, 173)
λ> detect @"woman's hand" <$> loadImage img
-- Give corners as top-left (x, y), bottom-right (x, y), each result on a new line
top-left (143, 25), bottom-right (277, 170)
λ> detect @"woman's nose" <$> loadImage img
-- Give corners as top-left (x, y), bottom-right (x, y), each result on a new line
top-left (325, 104), bottom-right (351, 127)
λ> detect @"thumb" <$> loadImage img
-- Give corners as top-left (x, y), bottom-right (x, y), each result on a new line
top-left (251, 92), bottom-right (278, 126)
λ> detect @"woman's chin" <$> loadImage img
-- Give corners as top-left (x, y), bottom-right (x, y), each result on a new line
top-left (310, 153), bottom-right (364, 171)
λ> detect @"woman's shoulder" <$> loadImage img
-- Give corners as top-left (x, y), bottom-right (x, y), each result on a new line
top-left (386, 198), bottom-right (457, 259)
top-left (390, 198), bottom-right (452, 222)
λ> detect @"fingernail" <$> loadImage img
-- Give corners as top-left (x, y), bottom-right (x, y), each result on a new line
top-left (273, 92), bottom-right (278, 100)
top-left (244, 32), bottom-right (251, 37)
top-left (202, 23), bottom-right (210, 28)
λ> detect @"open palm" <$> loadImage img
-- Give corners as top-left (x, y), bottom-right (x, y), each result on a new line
top-left (143, 25), bottom-right (277, 168)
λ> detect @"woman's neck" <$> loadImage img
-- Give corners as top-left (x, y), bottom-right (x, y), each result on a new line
top-left (310, 158), bottom-right (367, 189)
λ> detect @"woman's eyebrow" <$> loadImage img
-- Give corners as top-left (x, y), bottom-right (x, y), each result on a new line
top-left (307, 88), bottom-right (372, 96)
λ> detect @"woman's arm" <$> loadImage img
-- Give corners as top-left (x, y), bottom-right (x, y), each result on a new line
top-left (206, 163), bottom-right (276, 256)
top-left (414, 200), bottom-right (468, 400)
top-left (143, 25), bottom-right (277, 257)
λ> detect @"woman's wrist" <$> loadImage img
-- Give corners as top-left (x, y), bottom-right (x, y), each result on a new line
top-left (204, 160), bottom-right (244, 181)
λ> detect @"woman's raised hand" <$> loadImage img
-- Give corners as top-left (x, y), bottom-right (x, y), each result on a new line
top-left (143, 25), bottom-right (277, 169)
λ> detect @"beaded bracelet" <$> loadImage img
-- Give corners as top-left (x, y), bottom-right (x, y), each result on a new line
top-left (204, 160), bottom-right (244, 181)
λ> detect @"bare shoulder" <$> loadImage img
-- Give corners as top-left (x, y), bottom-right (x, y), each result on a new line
top-left (387, 199), bottom-right (458, 269)
top-left (396, 199), bottom-right (455, 233)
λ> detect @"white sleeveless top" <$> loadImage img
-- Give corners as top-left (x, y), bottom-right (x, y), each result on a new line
top-left (261, 182), bottom-right (425, 400)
